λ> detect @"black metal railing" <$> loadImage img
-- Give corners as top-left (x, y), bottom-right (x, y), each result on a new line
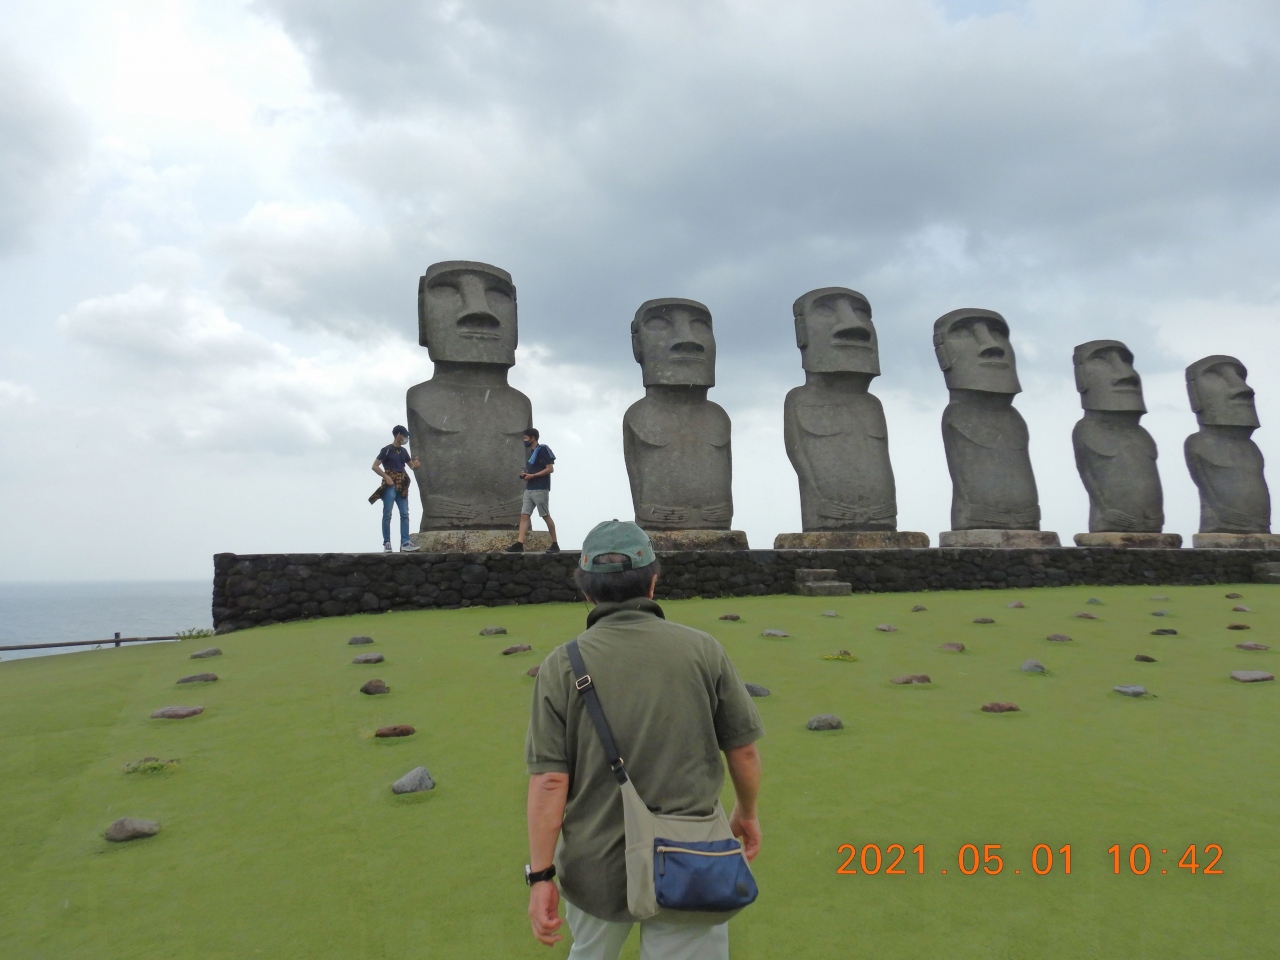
top-left (0, 633), bottom-right (181, 653)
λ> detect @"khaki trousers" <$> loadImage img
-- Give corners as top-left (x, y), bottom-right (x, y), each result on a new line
top-left (565, 901), bottom-right (729, 960)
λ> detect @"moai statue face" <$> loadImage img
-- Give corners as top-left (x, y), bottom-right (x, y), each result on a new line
top-left (793, 287), bottom-right (879, 376)
top-left (417, 260), bottom-right (517, 366)
top-left (1187, 355), bottom-right (1260, 428)
top-left (1074, 340), bottom-right (1146, 412)
top-left (632, 298), bottom-right (716, 387)
top-left (933, 308), bottom-right (1021, 394)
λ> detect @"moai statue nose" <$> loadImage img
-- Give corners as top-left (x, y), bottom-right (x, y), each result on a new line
top-left (456, 274), bottom-right (500, 331)
top-left (973, 322), bottom-right (1005, 359)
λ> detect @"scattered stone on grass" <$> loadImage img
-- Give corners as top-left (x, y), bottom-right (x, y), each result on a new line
top-left (1227, 623), bottom-right (1251, 631)
top-left (719, 614), bottom-right (741, 621)
top-left (501, 644), bottom-right (533, 655)
top-left (479, 626), bottom-right (507, 636)
top-left (123, 758), bottom-right (178, 774)
top-left (392, 767), bottom-right (436, 794)
top-left (1086, 597), bottom-right (1103, 604)
top-left (352, 653), bottom-right (384, 664)
top-left (375, 725), bottom-right (415, 738)
top-left (1226, 593), bottom-right (1243, 599)
top-left (806, 714), bottom-right (843, 731)
top-left (1152, 595), bottom-right (1171, 601)
top-left (189, 648), bottom-right (221, 659)
top-left (1114, 685), bottom-right (1147, 697)
top-left (1135, 654), bottom-right (1157, 663)
top-left (1151, 628), bottom-right (1178, 636)
top-left (527, 665), bottom-right (541, 677)
top-left (981, 702), bottom-right (1019, 713)
top-left (1021, 659), bottom-right (1046, 673)
top-left (1074, 612), bottom-right (1098, 620)
top-left (360, 679), bottom-right (389, 695)
top-left (973, 617), bottom-right (995, 624)
top-left (1236, 642), bottom-right (1269, 651)
top-left (1151, 610), bottom-right (1170, 617)
top-left (875, 624), bottom-right (898, 632)
top-left (105, 818), bottom-right (160, 842)
top-left (940, 642), bottom-right (965, 652)
top-left (821, 611), bottom-right (838, 618)
top-left (1232, 605), bottom-right (1252, 613)
top-left (1007, 601), bottom-right (1025, 608)
top-left (822, 650), bottom-right (857, 661)
top-left (762, 629), bottom-right (790, 637)
top-left (348, 636), bottom-right (374, 645)
top-left (151, 706), bottom-right (203, 720)
top-left (892, 674), bottom-right (931, 684)
top-left (911, 605), bottom-right (927, 612)
top-left (1231, 670), bottom-right (1274, 683)
top-left (1046, 634), bottom-right (1072, 642)
top-left (744, 682), bottom-right (771, 697)
top-left (176, 673), bottom-right (217, 684)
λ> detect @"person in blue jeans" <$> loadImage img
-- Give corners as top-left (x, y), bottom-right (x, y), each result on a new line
top-left (372, 426), bottom-right (421, 553)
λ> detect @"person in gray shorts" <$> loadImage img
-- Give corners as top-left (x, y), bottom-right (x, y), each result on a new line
top-left (508, 428), bottom-right (560, 553)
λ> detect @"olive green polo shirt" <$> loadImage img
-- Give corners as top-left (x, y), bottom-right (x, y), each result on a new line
top-left (525, 598), bottom-right (764, 923)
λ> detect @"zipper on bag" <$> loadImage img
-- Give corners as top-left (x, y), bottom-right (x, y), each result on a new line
top-left (656, 844), bottom-right (744, 875)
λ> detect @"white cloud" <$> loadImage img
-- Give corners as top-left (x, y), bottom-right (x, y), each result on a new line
top-left (0, 380), bottom-right (36, 405)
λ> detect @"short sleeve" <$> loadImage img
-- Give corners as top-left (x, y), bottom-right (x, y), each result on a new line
top-left (525, 649), bottom-right (571, 775)
top-left (710, 643), bottom-right (765, 751)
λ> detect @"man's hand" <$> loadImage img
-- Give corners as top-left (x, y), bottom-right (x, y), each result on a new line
top-left (409, 458), bottom-right (420, 470)
top-left (383, 475), bottom-right (395, 486)
top-left (527, 881), bottom-right (563, 946)
top-left (519, 472), bottom-right (530, 480)
top-left (729, 803), bottom-right (762, 861)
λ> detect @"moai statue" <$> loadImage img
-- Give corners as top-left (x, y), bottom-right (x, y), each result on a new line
top-left (1071, 340), bottom-right (1181, 548)
top-left (622, 298), bottom-right (747, 550)
top-left (773, 288), bottom-right (928, 549)
top-left (1185, 355), bottom-right (1278, 548)
top-left (933, 308), bottom-right (1060, 548)
top-left (405, 261), bottom-right (546, 552)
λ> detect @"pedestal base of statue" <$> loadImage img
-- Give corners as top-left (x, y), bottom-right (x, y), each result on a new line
top-left (939, 529), bottom-right (1062, 548)
top-left (409, 530), bottom-right (552, 553)
top-left (1073, 532), bottom-right (1184, 549)
top-left (646, 529), bottom-right (749, 551)
top-left (773, 531), bottom-right (931, 550)
top-left (1193, 532), bottom-right (1280, 549)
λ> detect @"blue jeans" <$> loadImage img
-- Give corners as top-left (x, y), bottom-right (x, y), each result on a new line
top-left (381, 485), bottom-right (410, 545)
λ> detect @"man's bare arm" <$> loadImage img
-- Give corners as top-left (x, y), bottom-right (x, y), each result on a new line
top-left (725, 742), bottom-right (762, 860)
top-left (526, 772), bottom-right (569, 947)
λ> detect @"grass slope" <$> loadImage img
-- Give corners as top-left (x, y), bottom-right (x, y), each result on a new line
top-left (1, 584), bottom-right (1276, 959)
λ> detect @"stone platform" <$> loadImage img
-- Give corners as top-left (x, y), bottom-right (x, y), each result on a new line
top-left (774, 531), bottom-right (930, 549)
top-left (409, 530), bottom-right (551, 553)
top-left (940, 529), bottom-right (1062, 548)
top-left (1193, 533), bottom-right (1280, 549)
top-left (1074, 533), bottom-right (1184, 549)
top-left (645, 530), bottom-right (749, 551)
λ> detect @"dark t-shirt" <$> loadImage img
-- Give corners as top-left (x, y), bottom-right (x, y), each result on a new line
top-left (377, 444), bottom-right (413, 473)
top-left (524, 444), bottom-right (555, 490)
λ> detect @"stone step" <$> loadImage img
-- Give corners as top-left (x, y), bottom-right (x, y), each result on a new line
top-left (795, 568), bottom-right (839, 583)
top-left (1255, 562), bottom-right (1280, 584)
top-left (798, 581), bottom-right (852, 597)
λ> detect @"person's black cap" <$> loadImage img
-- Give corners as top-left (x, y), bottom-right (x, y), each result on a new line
top-left (392, 425), bottom-right (409, 438)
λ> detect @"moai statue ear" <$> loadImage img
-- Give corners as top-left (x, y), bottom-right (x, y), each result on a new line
top-left (933, 329), bottom-right (952, 372)
top-left (631, 320), bottom-right (644, 365)
top-left (417, 274), bottom-right (429, 349)
top-left (1186, 377), bottom-right (1203, 413)
top-left (794, 316), bottom-right (808, 350)
top-left (1073, 357), bottom-right (1088, 395)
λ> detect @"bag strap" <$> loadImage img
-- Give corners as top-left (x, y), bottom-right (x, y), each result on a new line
top-left (565, 639), bottom-right (629, 784)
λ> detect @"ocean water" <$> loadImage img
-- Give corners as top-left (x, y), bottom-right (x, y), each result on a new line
top-left (0, 581), bottom-right (212, 663)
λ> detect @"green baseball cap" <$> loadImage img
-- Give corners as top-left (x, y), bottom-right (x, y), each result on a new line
top-left (579, 520), bottom-right (656, 573)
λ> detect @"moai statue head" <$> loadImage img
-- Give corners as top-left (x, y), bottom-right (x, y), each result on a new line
top-left (1074, 340), bottom-right (1146, 412)
top-left (631, 298), bottom-right (716, 387)
top-left (933, 308), bottom-right (1021, 394)
top-left (417, 260), bottom-right (518, 366)
top-left (1187, 355), bottom-right (1259, 428)
top-left (793, 287), bottom-right (879, 376)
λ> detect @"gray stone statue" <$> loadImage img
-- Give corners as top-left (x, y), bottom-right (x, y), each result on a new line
top-left (773, 288), bottom-right (927, 549)
top-left (1185, 355), bottom-right (1277, 548)
top-left (623, 298), bottom-right (747, 550)
top-left (933, 308), bottom-right (1059, 548)
top-left (1071, 340), bottom-right (1180, 547)
top-left (405, 261), bottom-right (546, 552)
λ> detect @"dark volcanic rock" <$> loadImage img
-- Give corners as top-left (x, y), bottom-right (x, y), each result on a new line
top-left (1086, 598), bottom-right (1102, 605)
top-left (973, 617), bottom-right (995, 624)
top-left (1135, 654), bottom-right (1157, 662)
top-left (104, 818), bottom-right (160, 842)
top-left (348, 636), bottom-right (374, 645)
top-left (1114, 684), bottom-right (1147, 697)
top-left (911, 605), bottom-right (927, 612)
top-left (1151, 628), bottom-right (1178, 636)
top-left (1231, 670), bottom-right (1274, 682)
top-left (981, 702), bottom-right (1019, 713)
top-left (719, 613), bottom-right (741, 621)
top-left (762, 629), bottom-right (790, 637)
top-left (501, 644), bottom-right (533, 655)
top-left (876, 624), bottom-right (898, 632)
top-left (479, 626), bottom-right (507, 636)
top-left (1046, 634), bottom-right (1073, 642)
top-left (1232, 605), bottom-right (1251, 613)
top-left (352, 653), bottom-right (384, 664)
top-left (1021, 659), bottom-right (1046, 673)
top-left (375, 725), bottom-right (415, 737)
top-left (1227, 623), bottom-right (1251, 630)
top-left (1007, 601), bottom-right (1025, 608)
top-left (176, 673), bottom-right (217, 684)
top-left (1151, 610), bottom-right (1170, 617)
top-left (1074, 612), bottom-right (1099, 620)
top-left (392, 766), bottom-right (435, 794)
top-left (150, 705), bottom-right (203, 719)
top-left (940, 642), bottom-right (965, 652)
top-left (527, 664), bottom-right (540, 677)
top-left (1226, 593), bottom-right (1244, 599)
top-left (891, 674), bottom-right (931, 684)
top-left (806, 714), bottom-right (843, 731)
top-left (360, 679), bottom-right (389, 695)
top-left (744, 682), bottom-right (771, 697)
top-left (190, 647), bottom-right (222, 659)
top-left (1237, 642), bottom-right (1269, 651)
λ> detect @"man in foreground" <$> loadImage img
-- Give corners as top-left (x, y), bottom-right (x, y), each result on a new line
top-left (524, 520), bottom-right (764, 958)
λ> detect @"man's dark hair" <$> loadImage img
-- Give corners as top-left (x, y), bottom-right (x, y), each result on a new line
top-left (575, 554), bottom-right (662, 604)
top-left (524, 427), bottom-right (540, 441)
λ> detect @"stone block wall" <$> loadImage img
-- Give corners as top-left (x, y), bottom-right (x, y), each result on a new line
top-left (212, 547), bottom-right (1280, 633)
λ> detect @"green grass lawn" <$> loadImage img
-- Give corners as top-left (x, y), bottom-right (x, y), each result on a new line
top-left (1, 584), bottom-right (1276, 959)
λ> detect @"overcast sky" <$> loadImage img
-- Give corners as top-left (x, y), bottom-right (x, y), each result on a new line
top-left (2, 0), bottom-right (1279, 581)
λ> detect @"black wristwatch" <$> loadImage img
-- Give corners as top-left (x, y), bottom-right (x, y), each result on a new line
top-left (525, 863), bottom-right (557, 886)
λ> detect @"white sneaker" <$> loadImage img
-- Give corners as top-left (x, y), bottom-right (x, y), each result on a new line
top-left (401, 541), bottom-right (420, 552)
top-left (382, 542), bottom-right (392, 553)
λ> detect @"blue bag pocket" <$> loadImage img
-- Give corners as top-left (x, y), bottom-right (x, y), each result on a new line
top-left (653, 837), bottom-right (759, 912)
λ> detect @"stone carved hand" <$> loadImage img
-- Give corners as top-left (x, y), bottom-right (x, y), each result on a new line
top-left (817, 500), bottom-right (896, 524)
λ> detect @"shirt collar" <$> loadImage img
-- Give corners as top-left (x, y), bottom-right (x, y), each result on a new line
top-left (585, 596), bottom-right (666, 628)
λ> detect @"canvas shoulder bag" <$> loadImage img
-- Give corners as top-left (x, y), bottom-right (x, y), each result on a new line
top-left (565, 639), bottom-right (758, 923)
